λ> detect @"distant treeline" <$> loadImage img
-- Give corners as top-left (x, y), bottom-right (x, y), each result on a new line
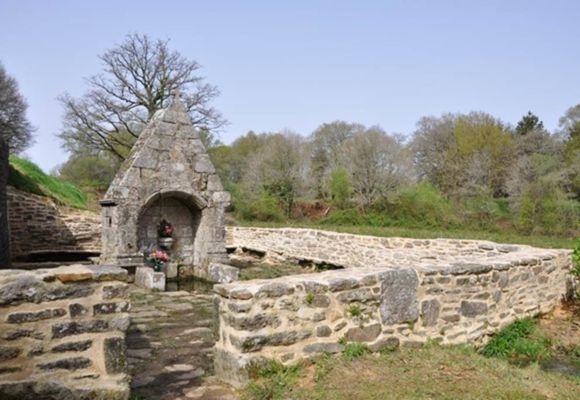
top-left (206, 110), bottom-right (579, 236)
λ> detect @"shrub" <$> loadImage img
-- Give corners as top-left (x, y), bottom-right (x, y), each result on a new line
top-left (329, 167), bottom-right (352, 209)
top-left (515, 180), bottom-right (579, 235)
top-left (236, 191), bottom-right (285, 222)
top-left (481, 318), bottom-right (551, 362)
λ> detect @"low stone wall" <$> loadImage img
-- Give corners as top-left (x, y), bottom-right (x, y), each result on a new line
top-left (0, 265), bottom-right (130, 399)
top-left (7, 187), bottom-right (101, 259)
top-left (216, 228), bottom-right (573, 387)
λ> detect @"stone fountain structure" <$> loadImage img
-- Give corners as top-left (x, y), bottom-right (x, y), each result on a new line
top-left (100, 93), bottom-right (230, 281)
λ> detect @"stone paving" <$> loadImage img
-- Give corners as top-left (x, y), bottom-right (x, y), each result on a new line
top-left (127, 286), bottom-right (238, 400)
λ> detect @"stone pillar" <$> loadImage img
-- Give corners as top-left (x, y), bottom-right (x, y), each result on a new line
top-left (0, 136), bottom-right (10, 268)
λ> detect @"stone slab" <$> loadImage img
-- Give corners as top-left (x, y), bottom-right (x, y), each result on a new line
top-left (135, 267), bottom-right (165, 291)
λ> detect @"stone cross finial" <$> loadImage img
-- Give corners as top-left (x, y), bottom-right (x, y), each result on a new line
top-left (173, 89), bottom-right (181, 100)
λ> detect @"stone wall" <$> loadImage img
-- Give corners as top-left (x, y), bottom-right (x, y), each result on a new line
top-left (0, 264), bottom-right (130, 399)
top-left (216, 228), bottom-right (573, 387)
top-left (7, 187), bottom-right (101, 259)
top-left (0, 137), bottom-right (9, 268)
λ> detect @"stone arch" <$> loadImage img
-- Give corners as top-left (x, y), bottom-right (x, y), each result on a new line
top-left (137, 191), bottom-right (205, 264)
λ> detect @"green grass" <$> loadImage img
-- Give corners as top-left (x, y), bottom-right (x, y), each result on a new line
top-left (8, 156), bottom-right (88, 209)
top-left (342, 342), bottom-right (368, 361)
top-left (482, 318), bottom-right (552, 362)
top-left (234, 220), bottom-right (576, 249)
top-left (242, 345), bottom-right (580, 400)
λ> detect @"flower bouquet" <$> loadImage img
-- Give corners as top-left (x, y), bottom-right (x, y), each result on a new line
top-left (144, 248), bottom-right (170, 272)
top-left (157, 219), bottom-right (176, 238)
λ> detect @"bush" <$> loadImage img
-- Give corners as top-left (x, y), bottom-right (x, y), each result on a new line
top-left (481, 318), bottom-right (551, 362)
top-left (57, 155), bottom-right (118, 191)
top-left (515, 180), bottom-right (579, 235)
top-left (236, 191), bottom-right (285, 222)
top-left (391, 182), bottom-right (460, 228)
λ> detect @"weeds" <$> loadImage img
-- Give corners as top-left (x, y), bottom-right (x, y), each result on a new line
top-left (481, 318), bottom-right (552, 362)
top-left (243, 360), bottom-right (303, 400)
top-left (347, 304), bottom-right (362, 317)
top-left (342, 342), bottom-right (368, 361)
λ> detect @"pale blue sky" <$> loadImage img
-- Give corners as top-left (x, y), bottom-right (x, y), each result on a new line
top-left (1, 0), bottom-right (579, 171)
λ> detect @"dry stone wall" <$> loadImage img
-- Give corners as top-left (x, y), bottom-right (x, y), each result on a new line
top-left (0, 265), bottom-right (130, 399)
top-left (7, 187), bottom-right (101, 258)
top-left (216, 227), bottom-right (573, 387)
top-left (0, 138), bottom-right (9, 267)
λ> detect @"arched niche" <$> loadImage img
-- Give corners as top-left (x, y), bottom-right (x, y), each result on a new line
top-left (137, 191), bottom-right (203, 264)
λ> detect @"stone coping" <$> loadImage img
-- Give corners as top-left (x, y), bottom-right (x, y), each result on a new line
top-left (223, 227), bottom-right (570, 289)
top-left (0, 264), bottom-right (128, 289)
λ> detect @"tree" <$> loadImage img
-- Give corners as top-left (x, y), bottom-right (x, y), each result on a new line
top-left (0, 135), bottom-right (10, 267)
top-left (412, 112), bottom-right (514, 197)
top-left (329, 167), bottom-right (352, 209)
top-left (342, 126), bottom-right (413, 209)
top-left (309, 121), bottom-right (364, 199)
top-left (559, 104), bottom-right (580, 162)
top-left (56, 154), bottom-right (119, 191)
top-left (515, 111), bottom-right (544, 136)
top-left (237, 131), bottom-right (306, 218)
top-left (0, 63), bottom-right (34, 153)
top-left (58, 34), bottom-right (224, 160)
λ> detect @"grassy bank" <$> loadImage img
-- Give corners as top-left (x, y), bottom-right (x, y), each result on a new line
top-left (243, 345), bottom-right (579, 400)
top-left (242, 303), bottom-right (580, 400)
top-left (8, 156), bottom-right (88, 209)
top-left (234, 220), bottom-right (577, 249)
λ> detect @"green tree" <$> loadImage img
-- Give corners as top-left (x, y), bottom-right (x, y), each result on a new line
top-left (0, 63), bottom-right (34, 153)
top-left (515, 111), bottom-right (544, 136)
top-left (56, 154), bottom-right (119, 191)
top-left (329, 167), bottom-right (352, 209)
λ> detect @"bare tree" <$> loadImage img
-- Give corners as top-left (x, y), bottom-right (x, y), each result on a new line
top-left (342, 126), bottom-right (413, 209)
top-left (246, 131), bottom-right (306, 217)
top-left (59, 33), bottom-right (224, 159)
top-left (309, 121), bottom-right (364, 199)
top-left (0, 63), bottom-right (34, 154)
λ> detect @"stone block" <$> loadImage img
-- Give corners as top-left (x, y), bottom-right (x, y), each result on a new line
top-left (0, 346), bottom-right (21, 361)
top-left (7, 308), bottom-right (66, 323)
top-left (460, 300), bottom-right (488, 317)
top-left (104, 337), bottom-right (127, 374)
top-left (162, 262), bottom-right (179, 279)
top-left (379, 269), bottom-right (419, 325)
top-left (102, 284), bottom-right (129, 300)
top-left (208, 263), bottom-right (239, 283)
top-left (52, 320), bottom-right (109, 339)
top-left (421, 299), bottom-right (441, 327)
top-left (69, 303), bottom-right (88, 318)
top-left (93, 301), bottom-right (130, 315)
top-left (51, 340), bottom-right (93, 353)
top-left (303, 342), bottom-right (344, 354)
top-left (345, 323), bottom-right (381, 342)
top-left (37, 357), bottom-right (92, 371)
top-left (134, 267), bottom-right (165, 291)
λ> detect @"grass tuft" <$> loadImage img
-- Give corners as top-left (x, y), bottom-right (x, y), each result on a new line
top-left (342, 342), bottom-right (368, 361)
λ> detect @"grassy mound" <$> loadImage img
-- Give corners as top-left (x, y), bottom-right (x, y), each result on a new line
top-left (8, 156), bottom-right (88, 209)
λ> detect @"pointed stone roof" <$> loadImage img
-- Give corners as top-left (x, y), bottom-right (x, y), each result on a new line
top-left (103, 94), bottom-right (226, 207)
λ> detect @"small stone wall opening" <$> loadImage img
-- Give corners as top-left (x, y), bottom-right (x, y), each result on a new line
top-left (137, 192), bottom-right (201, 265)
